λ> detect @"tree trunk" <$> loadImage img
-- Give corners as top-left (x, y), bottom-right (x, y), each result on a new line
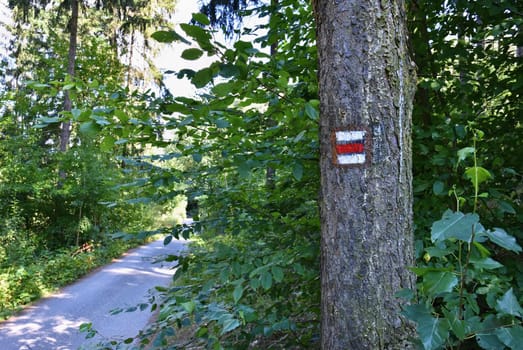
top-left (313, 0), bottom-right (416, 349)
top-left (60, 0), bottom-right (78, 153)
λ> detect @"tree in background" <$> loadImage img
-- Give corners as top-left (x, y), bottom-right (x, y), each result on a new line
top-left (313, 0), bottom-right (416, 348)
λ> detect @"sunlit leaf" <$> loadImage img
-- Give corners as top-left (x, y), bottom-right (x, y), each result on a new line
top-left (181, 301), bottom-right (196, 314)
top-left (431, 210), bottom-right (481, 243)
top-left (495, 325), bottom-right (523, 349)
top-left (422, 271), bottom-right (458, 297)
top-left (486, 228), bottom-right (522, 253)
top-left (464, 166), bottom-right (492, 189)
top-left (221, 318), bottom-right (240, 335)
top-left (496, 288), bottom-right (523, 317)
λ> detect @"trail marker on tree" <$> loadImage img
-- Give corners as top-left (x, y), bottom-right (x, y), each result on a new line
top-left (331, 128), bottom-right (369, 167)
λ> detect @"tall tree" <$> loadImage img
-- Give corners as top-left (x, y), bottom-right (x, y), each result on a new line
top-left (312, 0), bottom-right (416, 348)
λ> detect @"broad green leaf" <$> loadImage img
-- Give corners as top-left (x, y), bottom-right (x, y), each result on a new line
top-left (496, 288), bottom-right (523, 317)
top-left (192, 153), bottom-right (203, 163)
top-left (180, 23), bottom-right (213, 52)
top-left (114, 109), bottom-right (129, 122)
top-left (212, 82), bottom-right (235, 97)
top-left (495, 325), bottom-right (523, 349)
top-left (221, 318), bottom-right (240, 335)
top-left (181, 301), bottom-right (196, 314)
top-left (100, 136), bottom-right (115, 152)
top-left (464, 166), bottom-right (492, 189)
top-left (192, 67), bottom-right (214, 88)
top-left (443, 309), bottom-right (466, 340)
top-left (477, 332), bottom-right (506, 350)
top-left (261, 271), bottom-right (273, 290)
top-left (486, 228), bottom-right (522, 253)
top-left (403, 304), bottom-right (449, 350)
top-left (422, 271), bottom-right (458, 297)
top-left (304, 102), bottom-right (319, 120)
top-left (79, 121), bottom-right (99, 136)
top-left (431, 210), bottom-right (480, 243)
top-left (215, 119), bottom-right (230, 128)
top-left (192, 12), bottom-right (210, 25)
top-left (271, 266), bottom-right (284, 283)
top-left (292, 162), bottom-right (303, 181)
top-left (233, 284), bottom-right (244, 304)
top-left (457, 147), bottom-right (475, 164)
top-left (71, 108), bottom-right (82, 119)
top-left (219, 63), bottom-right (240, 78)
top-left (469, 257), bottom-right (503, 270)
top-left (151, 30), bottom-right (190, 44)
top-left (238, 162), bottom-right (250, 178)
top-left (432, 181), bottom-right (445, 195)
top-left (37, 116), bottom-right (61, 124)
top-left (181, 48), bottom-right (204, 60)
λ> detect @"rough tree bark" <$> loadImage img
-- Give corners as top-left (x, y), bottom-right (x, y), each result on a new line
top-left (312, 0), bottom-right (416, 349)
top-left (60, 0), bottom-right (78, 153)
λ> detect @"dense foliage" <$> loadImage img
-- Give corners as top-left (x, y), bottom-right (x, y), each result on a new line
top-left (0, 0), bottom-right (522, 349)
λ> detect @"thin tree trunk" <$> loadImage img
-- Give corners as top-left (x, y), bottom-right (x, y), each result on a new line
top-left (313, 0), bottom-right (416, 348)
top-left (265, 0), bottom-right (278, 190)
top-left (60, 0), bottom-right (78, 153)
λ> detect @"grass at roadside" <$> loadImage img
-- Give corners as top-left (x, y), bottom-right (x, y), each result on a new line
top-left (0, 237), bottom-right (149, 320)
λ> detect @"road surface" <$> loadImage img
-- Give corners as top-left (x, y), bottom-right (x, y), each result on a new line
top-left (0, 238), bottom-right (187, 350)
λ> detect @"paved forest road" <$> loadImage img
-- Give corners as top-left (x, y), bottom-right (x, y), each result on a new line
top-left (0, 238), bottom-right (187, 350)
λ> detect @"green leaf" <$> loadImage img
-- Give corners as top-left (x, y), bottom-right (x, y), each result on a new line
top-left (496, 288), bottom-right (523, 317)
top-left (486, 228), bottom-right (522, 253)
top-left (431, 210), bottom-right (480, 243)
top-left (261, 271), bottom-right (273, 290)
top-left (219, 63), bottom-right (240, 78)
top-left (212, 82), bottom-right (235, 97)
top-left (163, 235), bottom-right (173, 246)
top-left (221, 318), bottom-right (240, 335)
top-left (271, 266), bottom-right (284, 283)
top-left (304, 102), bottom-right (319, 120)
top-left (422, 271), bottom-right (458, 297)
top-left (403, 304), bottom-right (449, 350)
top-left (495, 325), bottom-right (523, 349)
top-left (181, 301), bottom-right (196, 314)
top-left (432, 181), bottom-right (445, 195)
top-left (181, 48), bottom-right (204, 60)
top-left (469, 257), bottom-right (503, 270)
top-left (192, 153), bottom-right (203, 163)
top-left (180, 23), bottom-right (213, 51)
top-left (215, 119), bottom-right (230, 128)
top-left (192, 67), bottom-right (214, 88)
top-left (464, 166), bottom-right (492, 189)
top-left (100, 136), bottom-right (115, 152)
top-left (192, 12), bottom-right (211, 25)
top-left (292, 162), bottom-right (303, 181)
top-left (443, 309), bottom-right (466, 340)
top-left (233, 284), bottom-right (244, 304)
top-left (151, 30), bottom-right (190, 44)
top-left (79, 121), bottom-right (99, 136)
top-left (475, 315), bottom-right (506, 349)
top-left (457, 147), bottom-right (475, 164)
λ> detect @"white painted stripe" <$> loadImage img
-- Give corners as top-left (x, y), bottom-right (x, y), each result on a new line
top-left (335, 130), bottom-right (365, 142)
top-left (337, 153), bottom-right (366, 164)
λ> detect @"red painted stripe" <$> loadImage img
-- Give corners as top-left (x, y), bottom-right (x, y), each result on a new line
top-left (336, 143), bottom-right (364, 154)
